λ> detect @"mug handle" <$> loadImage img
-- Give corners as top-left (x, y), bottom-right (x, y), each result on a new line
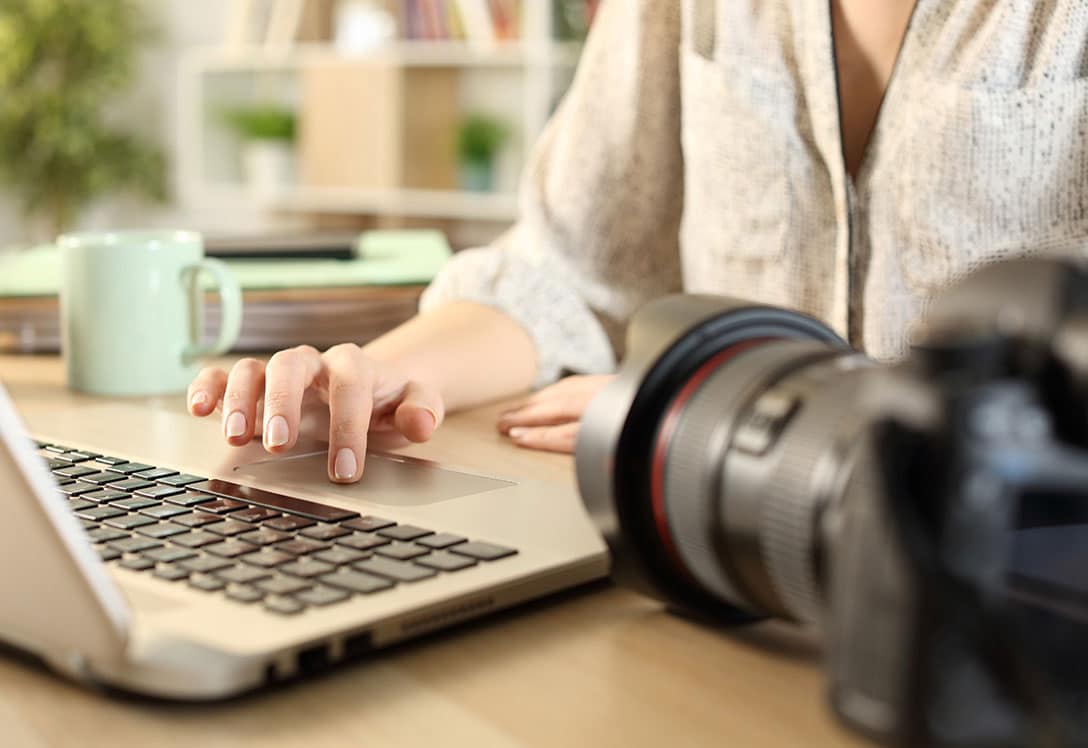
top-left (182, 257), bottom-right (243, 364)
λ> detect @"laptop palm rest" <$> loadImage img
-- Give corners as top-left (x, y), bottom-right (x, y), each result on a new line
top-left (233, 451), bottom-right (513, 507)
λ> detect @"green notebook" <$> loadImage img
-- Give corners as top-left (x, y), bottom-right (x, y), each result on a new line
top-left (0, 230), bottom-right (451, 298)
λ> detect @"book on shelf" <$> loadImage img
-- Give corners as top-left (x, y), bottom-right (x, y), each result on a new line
top-left (390, 0), bottom-right (597, 44)
top-left (0, 230), bottom-right (449, 354)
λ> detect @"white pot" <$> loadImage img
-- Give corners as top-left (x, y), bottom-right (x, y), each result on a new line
top-left (242, 141), bottom-right (295, 198)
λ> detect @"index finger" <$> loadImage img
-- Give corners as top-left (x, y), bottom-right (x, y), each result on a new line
top-left (322, 344), bottom-right (373, 483)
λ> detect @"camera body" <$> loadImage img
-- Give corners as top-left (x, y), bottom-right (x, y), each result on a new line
top-left (576, 259), bottom-right (1088, 746)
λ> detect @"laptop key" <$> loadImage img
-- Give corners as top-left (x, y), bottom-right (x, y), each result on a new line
top-left (143, 546), bottom-right (197, 563)
top-left (108, 537), bottom-right (162, 554)
top-left (205, 519), bottom-right (257, 537)
top-left (98, 547), bottom-right (122, 562)
top-left (153, 565), bottom-right (190, 582)
top-left (104, 514), bottom-right (157, 531)
top-left (242, 549), bottom-right (294, 568)
top-left (375, 542), bottom-right (430, 561)
top-left (110, 478), bottom-right (156, 493)
top-left (450, 542), bottom-right (518, 561)
top-left (166, 491), bottom-right (218, 507)
top-left (93, 455), bottom-right (128, 466)
top-left (136, 522), bottom-right (189, 539)
top-left (264, 516), bottom-right (315, 532)
top-left (80, 471), bottom-right (131, 486)
top-left (58, 483), bottom-right (101, 497)
top-left (133, 467), bottom-right (179, 480)
top-left (180, 555), bottom-right (234, 574)
top-left (109, 496), bottom-right (160, 511)
top-left (314, 547), bottom-right (369, 566)
top-left (280, 558), bottom-right (336, 578)
top-left (353, 557), bottom-right (436, 583)
top-left (79, 519), bottom-right (99, 531)
top-left (188, 574), bottom-right (226, 592)
top-left (68, 498), bottom-right (96, 512)
top-left (336, 532), bottom-right (389, 552)
top-left (199, 498), bottom-right (247, 514)
top-left (63, 451), bottom-right (95, 463)
top-left (216, 565), bottom-right (272, 585)
top-left (263, 596), bottom-right (305, 615)
top-left (229, 507), bottom-right (281, 523)
top-left (105, 462), bottom-right (154, 475)
top-left (88, 527), bottom-right (129, 543)
top-left (158, 473), bottom-right (206, 487)
top-left (133, 485), bottom-right (185, 500)
top-left (294, 585), bottom-right (350, 607)
top-left (83, 489), bottom-right (130, 503)
top-left (376, 524), bottom-right (434, 542)
top-left (171, 530), bottom-right (220, 548)
top-left (77, 506), bottom-right (126, 521)
top-left (320, 569), bottom-right (394, 594)
top-left (300, 523), bottom-right (351, 541)
top-left (415, 551), bottom-right (477, 572)
top-left (256, 575), bottom-right (311, 596)
top-left (140, 504), bottom-right (190, 520)
top-left (341, 516), bottom-right (394, 533)
top-left (44, 444), bottom-right (66, 454)
top-left (416, 533), bottom-right (468, 550)
top-left (226, 584), bottom-right (264, 604)
top-left (275, 538), bottom-right (330, 556)
top-left (119, 556), bottom-right (155, 572)
top-left (238, 527), bottom-right (291, 546)
top-left (205, 539), bottom-right (259, 558)
top-left (174, 511), bottom-right (220, 527)
top-left (53, 465), bottom-right (98, 479)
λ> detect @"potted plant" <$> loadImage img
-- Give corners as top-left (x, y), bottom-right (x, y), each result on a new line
top-left (456, 113), bottom-right (510, 192)
top-left (0, 0), bottom-right (167, 239)
top-left (222, 104), bottom-right (297, 197)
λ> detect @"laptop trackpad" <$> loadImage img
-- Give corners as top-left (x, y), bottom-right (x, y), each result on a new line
top-left (233, 451), bottom-right (513, 507)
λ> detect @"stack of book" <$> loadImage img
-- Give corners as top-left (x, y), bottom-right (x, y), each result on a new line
top-left (0, 231), bottom-right (449, 354)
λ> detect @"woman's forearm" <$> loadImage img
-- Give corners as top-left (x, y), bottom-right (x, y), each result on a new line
top-left (361, 301), bottom-right (538, 413)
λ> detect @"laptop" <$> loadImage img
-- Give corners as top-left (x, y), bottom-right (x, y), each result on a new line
top-left (0, 381), bottom-right (608, 699)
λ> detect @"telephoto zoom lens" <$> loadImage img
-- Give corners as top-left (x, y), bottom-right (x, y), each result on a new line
top-left (576, 296), bottom-right (870, 624)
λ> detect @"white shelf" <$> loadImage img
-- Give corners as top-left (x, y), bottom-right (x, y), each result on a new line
top-left (263, 186), bottom-right (519, 222)
top-left (188, 41), bottom-right (582, 72)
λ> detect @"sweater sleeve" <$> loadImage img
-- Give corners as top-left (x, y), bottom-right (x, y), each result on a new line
top-left (420, 0), bottom-right (685, 386)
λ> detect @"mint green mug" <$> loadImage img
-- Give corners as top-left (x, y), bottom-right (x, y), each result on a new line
top-left (59, 230), bottom-right (242, 396)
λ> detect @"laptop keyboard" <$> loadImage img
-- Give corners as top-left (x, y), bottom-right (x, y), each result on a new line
top-left (37, 442), bottom-right (518, 616)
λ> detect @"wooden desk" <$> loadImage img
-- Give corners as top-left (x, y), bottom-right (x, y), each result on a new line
top-left (0, 355), bottom-right (863, 748)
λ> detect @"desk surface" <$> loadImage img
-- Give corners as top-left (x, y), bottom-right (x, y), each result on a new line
top-left (0, 355), bottom-right (863, 748)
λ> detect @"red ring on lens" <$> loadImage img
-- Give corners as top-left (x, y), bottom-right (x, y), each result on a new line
top-left (649, 338), bottom-right (773, 580)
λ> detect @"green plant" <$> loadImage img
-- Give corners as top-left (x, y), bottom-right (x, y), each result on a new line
top-left (0, 0), bottom-right (167, 238)
top-left (456, 113), bottom-right (509, 166)
top-left (221, 104), bottom-right (297, 143)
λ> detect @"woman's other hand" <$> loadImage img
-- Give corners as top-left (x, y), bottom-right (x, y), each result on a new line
top-left (496, 374), bottom-right (615, 454)
top-left (186, 344), bottom-right (444, 483)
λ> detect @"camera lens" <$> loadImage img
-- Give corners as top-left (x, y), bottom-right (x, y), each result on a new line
top-left (576, 295), bottom-right (868, 623)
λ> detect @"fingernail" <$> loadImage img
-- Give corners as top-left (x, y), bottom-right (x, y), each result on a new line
top-left (334, 448), bottom-right (357, 480)
top-left (508, 427), bottom-right (527, 439)
top-left (265, 415), bottom-right (289, 447)
top-left (225, 411), bottom-right (247, 438)
top-left (189, 391), bottom-right (208, 411)
top-left (421, 406), bottom-right (438, 430)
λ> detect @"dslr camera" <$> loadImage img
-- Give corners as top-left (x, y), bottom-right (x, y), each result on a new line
top-left (577, 259), bottom-right (1088, 747)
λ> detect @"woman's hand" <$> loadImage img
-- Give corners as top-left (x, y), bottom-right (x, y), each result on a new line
top-left (496, 374), bottom-right (615, 454)
top-left (186, 344), bottom-right (444, 483)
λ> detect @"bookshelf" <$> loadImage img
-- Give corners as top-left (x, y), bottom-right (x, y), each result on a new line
top-left (176, 2), bottom-right (589, 228)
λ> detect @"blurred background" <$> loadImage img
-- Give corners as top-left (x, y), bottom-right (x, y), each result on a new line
top-left (0, 0), bottom-right (597, 353)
